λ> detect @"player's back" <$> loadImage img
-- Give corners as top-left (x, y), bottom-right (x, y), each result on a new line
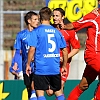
top-left (34, 24), bottom-right (66, 75)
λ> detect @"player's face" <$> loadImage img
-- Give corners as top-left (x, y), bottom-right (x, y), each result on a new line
top-left (53, 10), bottom-right (64, 24)
top-left (30, 15), bottom-right (39, 28)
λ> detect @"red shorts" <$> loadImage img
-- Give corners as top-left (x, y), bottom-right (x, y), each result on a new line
top-left (60, 63), bottom-right (70, 82)
top-left (83, 65), bottom-right (98, 81)
top-left (84, 53), bottom-right (100, 72)
top-left (83, 53), bottom-right (100, 81)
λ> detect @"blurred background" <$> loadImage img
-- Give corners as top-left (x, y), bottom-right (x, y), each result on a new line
top-left (0, 0), bottom-right (96, 80)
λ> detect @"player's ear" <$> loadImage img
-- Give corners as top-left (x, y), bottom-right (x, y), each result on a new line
top-left (50, 16), bottom-right (53, 20)
top-left (28, 19), bottom-right (31, 24)
top-left (62, 16), bottom-right (64, 20)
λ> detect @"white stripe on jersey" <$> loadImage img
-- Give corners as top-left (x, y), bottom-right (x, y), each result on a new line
top-left (77, 19), bottom-right (99, 52)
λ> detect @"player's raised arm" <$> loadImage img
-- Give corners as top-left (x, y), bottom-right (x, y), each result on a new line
top-left (61, 22), bottom-right (74, 30)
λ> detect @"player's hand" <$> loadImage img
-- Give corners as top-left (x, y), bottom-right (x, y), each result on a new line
top-left (60, 57), bottom-right (63, 62)
top-left (61, 66), bottom-right (67, 76)
top-left (46, 86), bottom-right (54, 96)
top-left (12, 62), bottom-right (19, 71)
top-left (59, 20), bottom-right (66, 29)
top-left (17, 71), bottom-right (23, 80)
top-left (26, 63), bottom-right (31, 76)
top-left (92, 8), bottom-right (99, 16)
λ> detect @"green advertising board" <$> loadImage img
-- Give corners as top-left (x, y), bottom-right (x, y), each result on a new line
top-left (0, 80), bottom-right (98, 100)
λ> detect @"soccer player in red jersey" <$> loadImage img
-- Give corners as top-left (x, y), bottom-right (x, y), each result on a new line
top-left (61, 1), bottom-right (100, 99)
top-left (92, 1), bottom-right (100, 99)
top-left (46, 8), bottom-right (80, 99)
top-left (53, 8), bottom-right (80, 93)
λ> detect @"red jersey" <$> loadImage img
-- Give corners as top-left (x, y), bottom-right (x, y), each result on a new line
top-left (60, 30), bottom-right (80, 63)
top-left (72, 12), bottom-right (100, 60)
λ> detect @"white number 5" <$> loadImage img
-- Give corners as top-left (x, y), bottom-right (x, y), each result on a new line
top-left (48, 34), bottom-right (56, 52)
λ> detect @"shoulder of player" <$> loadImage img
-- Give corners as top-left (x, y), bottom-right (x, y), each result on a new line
top-left (17, 29), bottom-right (27, 35)
top-left (81, 12), bottom-right (97, 20)
top-left (62, 29), bottom-right (75, 36)
top-left (16, 29), bottom-right (29, 40)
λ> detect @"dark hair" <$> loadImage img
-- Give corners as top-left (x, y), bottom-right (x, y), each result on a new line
top-left (24, 11), bottom-right (38, 25)
top-left (53, 8), bottom-right (65, 16)
top-left (39, 7), bottom-right (52, 21)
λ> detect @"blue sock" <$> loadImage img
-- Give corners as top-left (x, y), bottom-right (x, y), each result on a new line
top-left (56, 94), bottom-right (65, 100)
top-left (30, 90), bottom-right (37, 100)
top-left (37, 96), bottom-right (46, 100)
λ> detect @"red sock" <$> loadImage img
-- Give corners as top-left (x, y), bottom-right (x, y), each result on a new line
top-left (94, 84), bottom-right (100, 100)
top-left (67, 85), bottom-right (83, 100)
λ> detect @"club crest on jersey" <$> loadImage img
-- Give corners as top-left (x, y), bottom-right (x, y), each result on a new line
top-left (45, 29), bottom-right (55, 33)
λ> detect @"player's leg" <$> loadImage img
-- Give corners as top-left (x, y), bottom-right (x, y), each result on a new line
top-left (46, 63), bottom-right (70, 97)
top-left (29, 73), bottom-right (37, 100)
top-left (46, 85), bottom-right (54, 96)
top-left (67, 65), bottom-right (98, 100)
top-left (94, 74), bottom-right (100, 100)
top-left (23, 74), bottom-right (32, 99)
top-left (94, 82), bottom-right (100, 100)
top-left (34, 75), bottom-right (49, 100)
top-left (61, 63), bottom-right (70, 93)
top-left (50, 74), bottom-right (65, 100)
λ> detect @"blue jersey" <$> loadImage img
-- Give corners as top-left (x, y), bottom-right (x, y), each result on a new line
top-left (9, 54), bottom-right (22, 73)
top-left (28, 24), bottom-right (66, 75)
top-left (14, 29), bottom-right (34, 73)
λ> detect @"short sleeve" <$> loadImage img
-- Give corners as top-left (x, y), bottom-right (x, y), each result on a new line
top-left (14, 33), bottom-right (21, 49)
top-left (28, 30), bottom-right (37, 47)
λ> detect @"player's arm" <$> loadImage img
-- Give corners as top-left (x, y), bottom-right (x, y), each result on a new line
top-left (10, 49), bottom-right (21, 71)
top-left (26, 46), bottom-right (35, 76)
top-left (68, 49), bottom-right (79, 59)
top-left (62, 12), bottom-right (95, 31)
top-left (61, 47), bottom-right (68, 76)
top-left (13, 32), bottom-right (22, 66)
top-left (62, 47), bottom-right (68, 67)
top-left (26, 30), bottom-right (37, 75)
top-left (9, 62), bottom-right (19, 77)
top-left (14, 49), bottom-right (21, 62)
top-left (68, 30), bottom-right (80, 58)
top-left (61, 23), bottom-right (74, 30)
top-left (64, 23), bottom-right (74, 30)
top-left (59, 31), bottom-right (68, 75)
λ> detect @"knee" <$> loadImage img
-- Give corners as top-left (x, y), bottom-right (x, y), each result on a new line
top-left (46, 89), bottom-right (54, 96)
top-left (79, 83), bottom-right (89, 91)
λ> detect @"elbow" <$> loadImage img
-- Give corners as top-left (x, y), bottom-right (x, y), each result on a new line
top-left (75, 48), bottom-right (80, 54)
top-left (65, 23), bottom-right (74, 30)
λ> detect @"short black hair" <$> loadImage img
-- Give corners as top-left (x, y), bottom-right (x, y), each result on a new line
top-left (24, 11), bottom-right (38, 25)
top-left (53, 8), bottom-right (65, 16)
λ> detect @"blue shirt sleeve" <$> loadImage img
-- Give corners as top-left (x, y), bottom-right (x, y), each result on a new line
top-left (9, 58), bottom-right (15, 73)
top-left (14, 49), bottom-right (21, 62)
top-left (9, 49), bottom-right (22, 73)
top-left (28, 30), bottom-right (37, 47)
top-left (14, 33), bottom-right (21, 49)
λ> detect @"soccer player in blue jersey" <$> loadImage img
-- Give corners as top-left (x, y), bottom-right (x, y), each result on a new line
top-left (26, 7), bottom-right (68, 100)
top-left (13, 11), bottom-right (39, 100)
